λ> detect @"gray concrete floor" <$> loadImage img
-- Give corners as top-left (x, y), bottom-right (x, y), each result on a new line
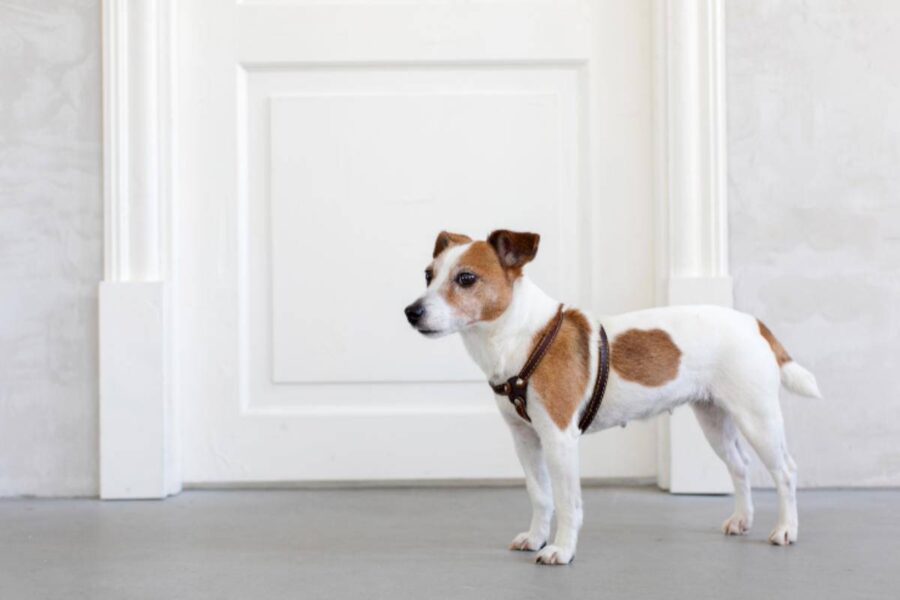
top-left (1, 487), bottom-right (896, 600)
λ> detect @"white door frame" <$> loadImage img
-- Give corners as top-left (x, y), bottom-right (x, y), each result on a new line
top-left (653, 0), bottom-right (733, 493)
top-left (99, 0), bottom-right (178, 499)
top-left (99, 0), bottom-right (731, 499)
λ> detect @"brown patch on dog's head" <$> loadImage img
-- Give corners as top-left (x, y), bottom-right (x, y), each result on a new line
top-left (611, 328), bottom-right (681, 386)
top-left (433, 231), bottom-right (473, 258)
top-left (487, 230), bottom-right (540, 279)
top-left (757, 320), bottom-right (791, 367)
top-left (413, 230), bottom-right (543, 332)
top-left (531, 309), bottom-right (592, 430)
top-left (440, 241), bottom-right (514, 323)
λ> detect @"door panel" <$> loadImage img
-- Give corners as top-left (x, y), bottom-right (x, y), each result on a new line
top-left (176, 0), bottom-right (657, 483)
top-left (265, 72), bottom-right (580, 385)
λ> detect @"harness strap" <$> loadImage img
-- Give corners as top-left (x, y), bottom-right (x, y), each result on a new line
top-left (578, 324), bottom-right (610, 433)
top-left (489, 308), bottom-right (611, 433)
top-left (490, 304), bottom-right (565, 423)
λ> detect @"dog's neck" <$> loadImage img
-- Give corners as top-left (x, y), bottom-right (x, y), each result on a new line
top-left (460, 276), bottom-right (560, 383)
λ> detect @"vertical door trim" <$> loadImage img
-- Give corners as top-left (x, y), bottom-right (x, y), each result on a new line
top-left (653, 0), bottom-right (733, 493)
top-left (100, 0), bottom-right (178, 499)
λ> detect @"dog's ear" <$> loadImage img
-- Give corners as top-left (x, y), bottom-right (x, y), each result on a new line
top-left (487, 230), bottom-right (540, 269)
top-left (433, 231), bottom-right (472, 258)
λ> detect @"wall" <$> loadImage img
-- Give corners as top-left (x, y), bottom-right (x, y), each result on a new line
top-left (728, 0), bottom-right (900, 486)
top-left (0, 1), bottom-right (101, 496)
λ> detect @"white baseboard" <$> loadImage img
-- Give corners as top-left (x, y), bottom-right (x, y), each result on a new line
top-left (99, 282), bottom-right (177, 499)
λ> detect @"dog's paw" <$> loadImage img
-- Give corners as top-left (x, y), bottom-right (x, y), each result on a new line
top-left (721, 513), bottom-right (752, 536)
top-left (509, 531), bottom-right (547, 552)
top-left (768, 524), bottom-right (798, 546)
top-left (535, 544), bottom-right (574, 565)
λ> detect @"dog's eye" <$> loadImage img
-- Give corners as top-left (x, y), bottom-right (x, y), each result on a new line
top-left (425, 269), bottom-right (433, 286)
top-left (455, 272), bottom-right (478, 288)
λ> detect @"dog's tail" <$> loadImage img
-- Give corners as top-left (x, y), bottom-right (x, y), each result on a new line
top-left (758, 319), bottom-right (822, 398)
top-left (780, 361), bottom-right (822, 399)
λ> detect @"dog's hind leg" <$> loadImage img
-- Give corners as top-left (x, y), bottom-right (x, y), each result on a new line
top-left (729, 403), bottom-right (798, 545)
top-left (692, 402), bottom-right (754, 535)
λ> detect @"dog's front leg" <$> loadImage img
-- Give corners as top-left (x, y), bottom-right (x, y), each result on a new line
top-left (505, 418), bottom-right (553, 551)
top-left (535, 433), bottom-right (581, 565)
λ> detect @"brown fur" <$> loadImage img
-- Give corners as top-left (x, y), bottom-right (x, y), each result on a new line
top-left (487, 230), bottom-right (540, 278)
top-left (433, 231), bottom-right (472, 258)
top-left (758, 319), bottom-right (792, 367)
top-left (611, 329), bottom-right (682, 387)
top-left (441, 241), bottom-right (513, 322)
top-left (531, 309), bottom-right (592, 430)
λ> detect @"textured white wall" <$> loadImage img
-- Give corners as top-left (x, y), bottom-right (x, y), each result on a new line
top-left (728, 1), bottom-right (900, 486)
top-left (0, 1), bottom-right (101, 496)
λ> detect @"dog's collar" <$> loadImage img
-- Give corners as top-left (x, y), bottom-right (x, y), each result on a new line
top-left (489, 305), bottom-right (610, 433)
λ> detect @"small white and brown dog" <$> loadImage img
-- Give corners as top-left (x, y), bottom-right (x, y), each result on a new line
top-left (404, 229), bottom-right (822, 565)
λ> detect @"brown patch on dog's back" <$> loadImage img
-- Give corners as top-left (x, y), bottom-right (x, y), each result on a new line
top-left (757, 320), bottom-right (791, 367)
top-left (531, 309), bottom-right (592, 430)
top-left (611, 329), bottom-right (681, 387)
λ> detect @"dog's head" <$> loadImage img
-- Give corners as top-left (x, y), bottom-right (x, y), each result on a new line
top-left (404, 229), bottom-right (540, 337)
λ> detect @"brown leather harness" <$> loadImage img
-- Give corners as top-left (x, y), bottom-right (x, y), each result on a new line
top-left (490, 305), bottom-right (611, 434)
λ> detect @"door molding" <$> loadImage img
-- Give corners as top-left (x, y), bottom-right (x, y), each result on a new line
top-left (100, 0), bottom-right (178, 499)
top-left (653, 0), bottom-right (733, 493)
top-left (99, 0), bottom-right (731, 498)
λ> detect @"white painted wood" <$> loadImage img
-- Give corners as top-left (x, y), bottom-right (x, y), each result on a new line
top-left (233, 2), bottom-right (590, 65)
top-left (268, 85), bottom-right (577, 384)
top-left (104, 0), bottom-right (173, 282)
top-left (668, 276), bottom-right (733, 308)
top-left (102, 0), bottom-right (729, 488)
top-left (653, 0), bottom-right (732, 494)
top-left (174, 0), bottom-right (659, 484)
top-left (100, 0), bottom-right (178, 498)
top-left (99, 283), bottom-right (167, 498)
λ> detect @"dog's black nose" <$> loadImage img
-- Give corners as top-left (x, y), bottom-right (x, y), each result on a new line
top-left (404, 302), bottom-right (425, 326)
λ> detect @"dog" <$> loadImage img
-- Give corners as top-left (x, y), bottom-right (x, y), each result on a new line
top-left (404, 229), bottom-right (822, 565)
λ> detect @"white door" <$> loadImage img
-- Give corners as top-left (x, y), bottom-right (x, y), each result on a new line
top-left (175, 0), bottom-right (659, 484)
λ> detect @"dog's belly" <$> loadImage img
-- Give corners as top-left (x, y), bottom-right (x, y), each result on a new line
top-left (588, 380), bottom-right (699, 432)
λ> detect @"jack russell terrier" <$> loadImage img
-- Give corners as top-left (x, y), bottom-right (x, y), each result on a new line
top-left (404, 230), bottom-right (821, 565)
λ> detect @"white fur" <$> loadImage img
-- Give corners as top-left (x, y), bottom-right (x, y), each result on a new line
top-left (415, 243), bottom-right (474, 336)
top-left (780, 361), bottom-right (822, 399)
top-left (410, 254), bottom-right (821, 563)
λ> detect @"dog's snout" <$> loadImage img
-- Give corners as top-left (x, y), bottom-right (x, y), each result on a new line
top-left (405, 302), bottom-right (425, 326)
